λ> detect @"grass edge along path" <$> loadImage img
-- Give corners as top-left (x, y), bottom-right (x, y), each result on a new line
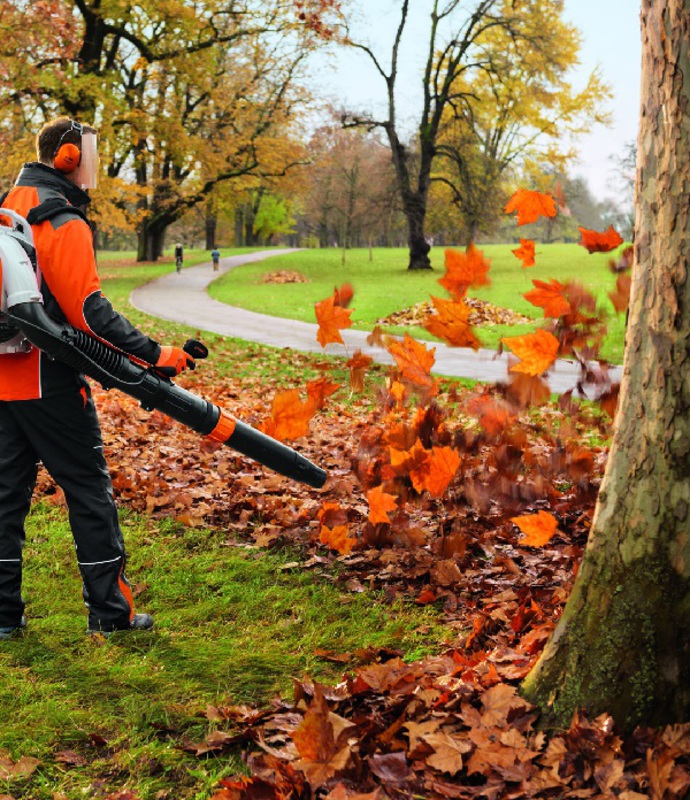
top-left (207, 244), bottom-right (629, 364)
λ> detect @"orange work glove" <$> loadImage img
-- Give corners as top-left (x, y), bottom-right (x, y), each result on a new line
top-left (155, 345), bottom-right (195, 376)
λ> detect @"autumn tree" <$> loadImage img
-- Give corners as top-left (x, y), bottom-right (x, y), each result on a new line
top-left (433, 19), bottom-right (610, 245)
top-left (0, 0), bottom-right (343, 259)
top-left (342, 0), bottom-right (598, 270)
top-left (302, 121), bottom-right (400, 249)
top-left (522, 0), bottom-right (690, 732)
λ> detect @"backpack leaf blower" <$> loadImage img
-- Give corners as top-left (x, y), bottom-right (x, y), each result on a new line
top-left (0, 208), bottom-right (327, 489)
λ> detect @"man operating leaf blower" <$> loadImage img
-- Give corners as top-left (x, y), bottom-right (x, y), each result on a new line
top-left (0, 118), bottom-right (197, 639)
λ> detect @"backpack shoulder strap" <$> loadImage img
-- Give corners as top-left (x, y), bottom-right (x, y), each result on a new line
top-left (26, 197), bottom-right (88, 226)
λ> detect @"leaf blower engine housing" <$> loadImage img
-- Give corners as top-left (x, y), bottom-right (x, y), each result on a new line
top-left (0, 209), bottom-right (327, 488)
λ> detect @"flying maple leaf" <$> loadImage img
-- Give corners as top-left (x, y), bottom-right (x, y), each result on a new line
top-left (423, 296), bottom-right (480, 349)
top-left (523, 279), bottom-right (571, 318)
top-left (511, 239), bottom-right (536, 268)
top-left (333, 282), bottom-right (354, 308)
top-left (319, 524), bottom-right (357, 555)
top-left (409, 445), bottom-right (461, 498)
top-left (510, 510), bottom-right (559, 546)
top-left (260, 387), bottom-right (316, 441)
top-left (306, 375), bottom-right (341, 409)
top-left (609, 273), bottom-right (632, 313)
top-left (346, 349), bottom-right (373, 393)
top-left (502, 329), bottom-right (560, 376)
top-left (367, 485), bottom-right (398, 525)
top-left (465, 394), bottom-right (516, 436)
top-left (314, 293), bottom-right (353, 347)
top-left (504, 189), bottom-right (557, 226)
top-left (439, 246), bottom-right (491, 299)
top-left (387, 334), bottom-right (437, 394)
top-left (578, 225), bottom-right (624, 253)
top-left (388, 439), bottom-right (428, 478)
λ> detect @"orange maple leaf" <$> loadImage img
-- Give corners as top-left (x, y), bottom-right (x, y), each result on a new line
top-left (389, 439), bottom-right (428, 478)
top-left (423, 296), bottom-right (480, 350)
top-left (608, 273), bottom-right (632, 313)
top-left (367, 485), bottom-right (399, 525)
top-left (333, 282), bottom-right (354, 308)
top-left (260, 387), bottom-right (316, 441)
top-left (409, 445), bottom-right (461, 498)
top-left (315, 293), bottom-right (353, 347)
top-left (502, 329), bottom-right (560, 376)
top-left (317, 501), bottom-right (348, 528)
top-left (511, 510), bottom-right (559, 546)
top-left (387, 334), bottom-right (437, 393)
top-left (511, 239), bottom-right (536, 268)
top-left (504, 189), bottom-right (558, 226)
top-left (319, 524), bottom-right (357, 555)
top-left (523, 279), bottom-right (572, 318)
top-left (578, 225), bottom-right (624, 254)
top-left (439, 246), bottom-right (491, 300)
top-left (306, 375), bottom-right (341, 409)
top-left (346, 349), bottom-right (373, 393)
top-left (466, 394), bottom-right (516, 436)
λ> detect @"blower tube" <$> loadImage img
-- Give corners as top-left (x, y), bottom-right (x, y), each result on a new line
top-left (0, 215), bottom-right (327, 488)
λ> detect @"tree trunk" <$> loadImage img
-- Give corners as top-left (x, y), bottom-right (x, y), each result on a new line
top-left (521, 0), bottom-right (690, 733)
top-left (205, 200), bottom-right (217, 249)
top-left (234, 207), bottom-right (244, 246)
top-left (136, 218), bottom-right (167, 261)
top-left (405, 194), bottom-right (431, 270)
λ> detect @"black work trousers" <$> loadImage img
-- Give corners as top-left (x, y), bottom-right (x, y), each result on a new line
top-left (0, 380), bottom-right (134, 631)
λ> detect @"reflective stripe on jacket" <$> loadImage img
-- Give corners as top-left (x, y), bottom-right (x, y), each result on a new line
top-left (0, 162), bottom-right (161, 400)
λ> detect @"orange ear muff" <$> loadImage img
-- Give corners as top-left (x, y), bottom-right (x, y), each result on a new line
top-left (54, 142), bottom-right (81, 173)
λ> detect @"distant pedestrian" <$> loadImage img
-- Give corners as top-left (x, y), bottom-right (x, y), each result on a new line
top-left (211, 248), bottom-right (220, 272)
top-left (174, 243), bottom-right (184, 273)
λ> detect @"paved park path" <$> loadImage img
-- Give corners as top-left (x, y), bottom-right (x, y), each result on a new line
top-left (130, 249), bottom-right (622, 395)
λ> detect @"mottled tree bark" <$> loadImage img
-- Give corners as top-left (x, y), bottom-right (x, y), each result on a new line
top-left (522, 0), bottom-right (690, 732)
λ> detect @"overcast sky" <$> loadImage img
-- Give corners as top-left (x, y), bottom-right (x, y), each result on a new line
top-left (311, 0), bottom-right (641, 203)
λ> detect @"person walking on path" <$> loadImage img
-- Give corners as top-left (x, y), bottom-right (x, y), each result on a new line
top-left (211, 247), bottom-right (221, 272)
top-left (0, 117), bottom-right (195, 639)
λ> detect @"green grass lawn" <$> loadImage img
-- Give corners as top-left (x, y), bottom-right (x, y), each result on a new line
top-left (0, 504), bottom-right (449, 798)
top-left (207, 244), bottom-right (629, 363)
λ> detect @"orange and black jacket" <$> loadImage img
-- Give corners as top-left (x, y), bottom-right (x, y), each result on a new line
top-left (0, 162), bottom-right (161, 400)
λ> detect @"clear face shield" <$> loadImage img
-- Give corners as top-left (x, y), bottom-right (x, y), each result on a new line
top-left (74, 130), bottom-right (99, 190)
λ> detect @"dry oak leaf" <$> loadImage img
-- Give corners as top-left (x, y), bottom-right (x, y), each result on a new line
top-left (502, 329), bottom-right (560, 376)
top-left (315, 293), bottom-right (353, 347)
top-left (578, 225), bottom-right (624, 254)
top-left (0, 750), bottom-right (40, 780)
top-left (320, 524), bottom-right (357, 555)
top-left (512, 239), bottom-right (536, 268)
top-left (387, 334), bottom-right (437, 393)
top-left (260, 388), bottom-right (316, 441)
top-left (511, 510), bottom-right (559, 546)
top-left (439, 246), bottom-right (491, 299)
top-left (367, 485), bottom-right (399, 525)
top-left (293, 689), bottom-right (353, 788)
top-left (504, 189), bottom-right (558, 226)
top-left (410, 445), bottom-right (461, 498)
top-left (524, 279), bottom-right (571, 319)
top-left (424, 296), bottom-right (480, 350)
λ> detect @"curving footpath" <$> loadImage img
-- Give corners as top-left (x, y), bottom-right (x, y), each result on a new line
top-left (130, 249), bottom-right (622, 395)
